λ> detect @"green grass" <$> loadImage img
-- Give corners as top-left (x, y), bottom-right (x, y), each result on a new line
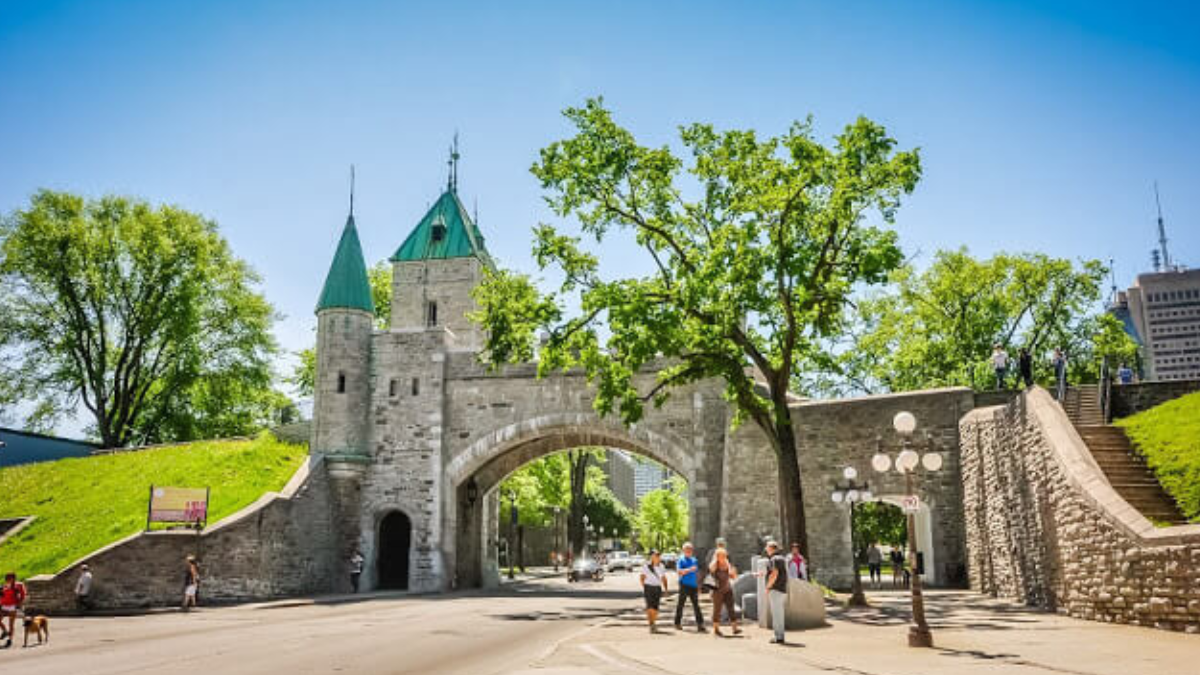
top-left (1115, 391), bottom-right (1200, 523)
top-left (0, 433), bottom-right (305, 578)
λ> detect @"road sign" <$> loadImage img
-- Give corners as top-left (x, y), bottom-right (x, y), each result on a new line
top-left (900, 494), bottom-right (921, 514)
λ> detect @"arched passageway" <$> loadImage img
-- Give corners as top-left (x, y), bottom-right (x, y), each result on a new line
top-left (447, 419), bottom-right (708, 590)
top-left (377, 511), bottom-right (412, 590)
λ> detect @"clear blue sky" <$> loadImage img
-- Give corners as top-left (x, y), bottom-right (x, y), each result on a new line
top-left (2, 0), bottom-right (1198, 420)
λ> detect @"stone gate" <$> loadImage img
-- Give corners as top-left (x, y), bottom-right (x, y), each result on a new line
top-left (311, 182), bottom-right (973, 593)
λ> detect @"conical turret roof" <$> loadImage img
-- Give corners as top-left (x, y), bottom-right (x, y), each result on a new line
top-left (316, 214), bottom-right (375, 314)
top-left (391, 189), bottom-right (492, 266)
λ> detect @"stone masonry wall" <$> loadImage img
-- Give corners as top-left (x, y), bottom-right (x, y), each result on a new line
top-left (961, 388), bottom-right (1200, 631)
top-left (25, 458), bottom-right (338, 614)
top-left (391, 257), bottom-right (484, 351)
top-left (1110, 378), bottom-right (1200, 419)
top-left (719, 388), bottom-right (973, 590)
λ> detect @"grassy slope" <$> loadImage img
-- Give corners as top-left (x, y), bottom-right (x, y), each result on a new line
top-left (0, 434), bottom-right (305, 578)
top-left (1115, 391), bottom-right (1200, 523)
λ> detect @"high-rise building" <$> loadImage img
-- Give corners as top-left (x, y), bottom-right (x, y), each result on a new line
top-left (1114, 268), bottom-right (1200, 381)
top-left (602, 450), bottom-right (636, 509)
top-left (632, 456), bottom-right (671, 503)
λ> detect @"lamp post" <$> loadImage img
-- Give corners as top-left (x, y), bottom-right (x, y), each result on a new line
top-left (508, 490), bottom-right (518, 581)
top-left (553, 506), bottom-right (562, 571)
top-left (831, 466), bottom-right (873, 607)
top-left (872, 410), bottom-right (943, 648)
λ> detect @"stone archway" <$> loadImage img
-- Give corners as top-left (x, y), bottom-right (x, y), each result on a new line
top-left (873, 495), bottom-right (937, 586)
top-left (377, 510), bottom-right (413, 590)
top-left (444, 414), bottom-right (706, 589)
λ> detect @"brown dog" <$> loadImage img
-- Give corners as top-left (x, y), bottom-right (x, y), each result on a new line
top-left (23, 615), bottom-right (48, 647)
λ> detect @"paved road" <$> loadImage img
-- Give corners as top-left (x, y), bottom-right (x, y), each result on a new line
top-left (3, 572), bottom-right (1197, 674)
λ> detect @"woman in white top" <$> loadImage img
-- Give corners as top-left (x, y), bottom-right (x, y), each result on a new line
top-left (639, 550), bottom-right (669, 634)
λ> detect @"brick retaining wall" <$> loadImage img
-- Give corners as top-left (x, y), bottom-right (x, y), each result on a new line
top-left (1110, 379), bottom-right (1200, 419)
top-left (960, 388), bottom-right (1200, 631)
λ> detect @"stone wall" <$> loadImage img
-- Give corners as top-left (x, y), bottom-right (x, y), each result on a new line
top-left (961, 388), bottom-right (1200, 631)
top-left (1110, 378), bottom-right (1200, 419)
top-left (24, 457), bottom-right (338, 614)
top-left (718, 388), bottom-right (973, 590)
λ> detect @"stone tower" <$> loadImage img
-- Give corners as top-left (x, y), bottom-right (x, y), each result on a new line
top-left (312, 207), bottom-right (374, 551)
top-left (389, 189), bottom-right (492, 349)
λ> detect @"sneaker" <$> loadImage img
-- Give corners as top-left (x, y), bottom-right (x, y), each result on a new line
top-left (697, 625), bottom-right (706, 633)
top-left (674, 623), bottom-right (682, 631)
top-left (770, 637), bottom-right (785, 644)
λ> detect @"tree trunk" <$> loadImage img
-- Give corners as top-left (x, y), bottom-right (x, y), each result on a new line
top-left (773, 414), bottom-right (809, 560)
top-left (567, 450), bottom-right (591, 557)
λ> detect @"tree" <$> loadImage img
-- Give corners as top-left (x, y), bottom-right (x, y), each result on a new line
top-left (634, 477), bottom-right (689, 552)
top-left (805, 249), bottom-right (1106, 395)
top-left (472, 99), bottom-right (921, 554)
top-left (0, 190), bottom-right (279, 447)
top-left (291, 260), bottom-right (392, 397)
top-left (852, 501), bottom-right (906, 561)
top-left (1091, 312), bottom-right (1140, 374)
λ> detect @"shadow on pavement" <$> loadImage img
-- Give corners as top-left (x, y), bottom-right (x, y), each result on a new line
top-left (826, 590), bottom-right (1052, 632)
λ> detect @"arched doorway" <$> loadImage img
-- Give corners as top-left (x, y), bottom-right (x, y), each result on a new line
top-left (377, 511), bottom-right (412, 590)
top-left (874, 495), bottom-right (937, 586)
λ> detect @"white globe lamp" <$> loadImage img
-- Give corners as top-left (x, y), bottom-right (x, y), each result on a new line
top-left (897, 449), bottom-right (920, 473)
top-left (893, 411), bottom-right (917, 435)
top-left (922, 452), bottom-right (944, 472)
top-left (843, 466), bottom-right (858, 480)
top-left (871, 453), bottom-right (892, 473)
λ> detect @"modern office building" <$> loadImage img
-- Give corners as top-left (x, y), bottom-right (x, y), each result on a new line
top-left (602, 450), bottom-right (637, 509)
top-left (1114, 268), bottom-right (1200, 381)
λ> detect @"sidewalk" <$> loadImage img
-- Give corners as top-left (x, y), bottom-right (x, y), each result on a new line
top-left (527, 588), bottom-right (1200, 675)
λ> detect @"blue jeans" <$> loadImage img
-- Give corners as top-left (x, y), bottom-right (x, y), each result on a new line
top-left (769, 589), bottom-right (787, 641)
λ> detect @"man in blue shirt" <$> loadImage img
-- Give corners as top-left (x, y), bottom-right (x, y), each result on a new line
top-left (674, 542), bottom-right (705, 631)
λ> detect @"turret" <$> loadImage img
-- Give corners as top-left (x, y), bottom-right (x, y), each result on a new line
top-left (390, 188), bottom-right (493, 351)
top-left (312, 209), bottom-right (374, 476)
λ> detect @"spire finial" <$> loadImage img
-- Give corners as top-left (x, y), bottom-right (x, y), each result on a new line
top-left (448, 132), bottom-right (461, 192)
top-left (1154, 181), bottom-right (1171, 271)
top-left (349, 164), bottom-right (356, 217)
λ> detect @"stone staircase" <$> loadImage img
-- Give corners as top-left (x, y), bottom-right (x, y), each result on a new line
top-left (1063, 386), bottom-right (1188, 525)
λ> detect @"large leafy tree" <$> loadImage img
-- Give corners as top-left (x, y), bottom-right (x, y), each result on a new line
top-left (473, 99), bottom-right (920, 554)
top-left (634, 476), bottom-right (689, 552)
top-left (498, 447), bottom-right (630, 556)
top-left (0, 190), bottom-right (279, 447)
top-left (805, 249), bottom-right (1106, 395)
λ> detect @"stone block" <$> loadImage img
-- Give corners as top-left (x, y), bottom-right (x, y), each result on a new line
top-left (784, 579), bottom-right (827, 629)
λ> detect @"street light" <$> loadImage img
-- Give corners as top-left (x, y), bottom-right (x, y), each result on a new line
top-left (831, 465), bottom-right (873, 607)
top-left (553, 506), bottom-right (562, 571)
top-left (872, 411), bottom-right (942, 649)
top-left (508, 490), bottom-right (518, 581)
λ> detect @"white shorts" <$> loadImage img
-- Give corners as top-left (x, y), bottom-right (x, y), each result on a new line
top-left (185, 585), bottom-right (197, 597)
top-left (0, 605), bottom-right (16, 615)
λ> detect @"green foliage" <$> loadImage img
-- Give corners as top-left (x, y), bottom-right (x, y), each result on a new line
top-left (0, 190), bottom-right (281, 447)
top-left (634, 477), bottom-right (689, 552)
top-left (0, 433), bottom-right (305, 578)
top-left (804, 249), bottom-right (1106, 395)
top-left (852, 501), bottom-right (906, 559)
top-left (290, 260), bottom-right (392, 398)
top-left (1115, 392), bottom-right (1200, 522)
top-left (472, 98), bottom-right (921, 549)
top-left (1091, 313), bottom-right (1140, 370)
top-left (582, 482), bottom-right (634, 539)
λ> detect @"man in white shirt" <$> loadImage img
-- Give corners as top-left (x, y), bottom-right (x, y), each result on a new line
top-left (990, 344), bottom-right (1009, 390)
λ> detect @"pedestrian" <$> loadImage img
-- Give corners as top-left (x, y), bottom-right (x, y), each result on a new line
top-left (990, 344), bottom-right (1009, 390)
top-left (1118, 362), bottom-right (1134, 385)
top-left (639, 550), bottom-right (668, 634)
top-left (866, 543), bottom-right (883, 586)
top-left (1, 572), bottom-right (27, 648)
top-left (763, 541), bottom-right (789, 645)
top-left (181, 556), bottom-right (200, 611)
top-left (1053, 348), bottom-right (1068, 401)
top-left (673, 542), bottom-right (704, 632)
top-left (1018, 347), bottom-right (1034, 388)
top-left (890, 549), bottom-right (904, 588)
top-left (708, 547), bottom-right (740, 637)
top-left (75, 564), bottom-right (94, 612)
top-left (786, 543), bottom-right (807, 581)
top-left (349, 549), bottom-right (364, 593)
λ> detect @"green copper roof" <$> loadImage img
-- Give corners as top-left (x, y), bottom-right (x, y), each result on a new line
top-left (391, 190), bottom-right (492, 265)
top-left (316, 215), bottom-right (375, 314)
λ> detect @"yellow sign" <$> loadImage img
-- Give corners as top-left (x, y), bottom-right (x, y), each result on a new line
top-left (148, 486), bottom-right (209, 524)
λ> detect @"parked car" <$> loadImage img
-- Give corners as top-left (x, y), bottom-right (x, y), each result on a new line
top-left (568, 557), bottom-right (605, 582)
top-left (607, 551), bottom-right (633, 572)
top-left (629, 553), bottom-right (646, 570)
top-left (661, 552), bottom-right (679, 570)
